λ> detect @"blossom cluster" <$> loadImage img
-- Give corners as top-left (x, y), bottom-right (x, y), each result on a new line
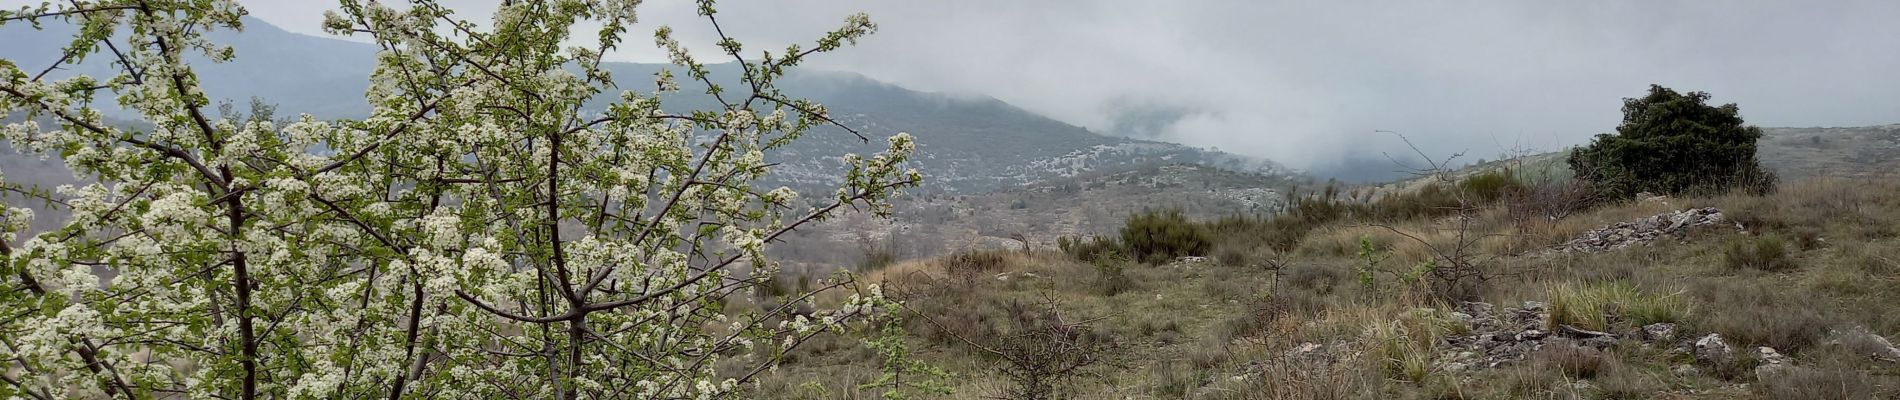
top-left (0, 0), bottom-right (919, 398)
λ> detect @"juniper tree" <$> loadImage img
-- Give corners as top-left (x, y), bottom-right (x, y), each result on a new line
top-left (1568, 84), bottom-right (1776, 199)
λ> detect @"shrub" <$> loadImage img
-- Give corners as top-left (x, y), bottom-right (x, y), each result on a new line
top-left (1724, 235), bottom-right (1797, 272)
top-left (1286, 196), bottom-right (1355, 226)
top-left (1365, 184), bottom-right (1466, 222)
top-left (1119, 209), bottom-right (1213, 264)
top-left (1213, 246), bottom-right (1250, 267)
top-left (987, 301), bottom-right (1115, 400)
top-left (1567, 84), bottom-right (1778, 200)
top-left (1505, 179), bottom-right (1598, 222)
top-left (942, 250), bottom-right (1009, 281)
top-left (1091, 258), bottom-right (1135, 296)
top-left (1458, 169), bottom-right (1526, 203)
top-left (1056, 235), bottom-right (1122, 263)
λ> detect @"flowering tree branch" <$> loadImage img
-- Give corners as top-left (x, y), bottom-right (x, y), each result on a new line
top-left (0, 0), bottom-right (921, 399)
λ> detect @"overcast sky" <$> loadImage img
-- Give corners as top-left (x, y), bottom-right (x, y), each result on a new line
top-left (116, 1), bottom-right (1900, 171)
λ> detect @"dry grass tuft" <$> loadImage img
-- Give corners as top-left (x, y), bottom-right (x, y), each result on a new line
top-left (1546, 282), bottom-right (1691, 331)
top-left (1723, 235), bottom-right (1798, 272)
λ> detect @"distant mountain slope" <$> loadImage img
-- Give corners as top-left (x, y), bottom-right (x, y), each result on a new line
top-left (0, 18), bottom-right (1295, 193)
top-left (1366, 124), bottom-right (1900, 198)
top-left (1757, 125), bottom-right (1900, 181)
top-left (768, 163), bottom-right (1307, 268)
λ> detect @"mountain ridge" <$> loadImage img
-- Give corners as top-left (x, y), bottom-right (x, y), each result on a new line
top-left (0, 17), bottom-right (1298, 193)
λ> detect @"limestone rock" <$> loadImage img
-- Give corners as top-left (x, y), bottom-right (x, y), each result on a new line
top-left (1553, 207), bottom-right (1731, 253)
top-left (1694, 334), bottom-right (1734, 364)
top-left (1642, 323), bottom-right (1678, 343)
top-left (1753, 347), bottom-right (1794, 381)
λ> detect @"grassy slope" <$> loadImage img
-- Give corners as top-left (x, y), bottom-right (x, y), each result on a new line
top-left (752, 179), bottom-right (1900, 399)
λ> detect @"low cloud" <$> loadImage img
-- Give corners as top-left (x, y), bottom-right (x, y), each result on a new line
top-left (231, 0), bottom-right (1900, 173)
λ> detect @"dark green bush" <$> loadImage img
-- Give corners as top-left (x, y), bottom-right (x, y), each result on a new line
top-left (1568, 85), bottom-right (1778, 200)
top-left (942, 250), bottom-right (1009, 279)
top-left (1287, 197), bottom-right (1354, 226)
top-left (1057, 235), bottom-right (1122, 262)
top-left (1363, 184), bottom-right (1466, 222)
top-left (1458, 169), bottom-right (1526, 203)
top-left (1119, 209), bottom-right (1213, 264)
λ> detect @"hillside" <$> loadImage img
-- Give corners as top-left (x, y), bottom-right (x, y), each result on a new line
top-left (768, 163), bottom-right (1308, 269)
top-left (757, 178), bottom-right (1900, 399)
top-left (0, 19), bottom-right (1292, 194)
top-left (1364, 124), bottom-right (1900, 201)
top-left (1758, 125), bottom-right (1900, 181)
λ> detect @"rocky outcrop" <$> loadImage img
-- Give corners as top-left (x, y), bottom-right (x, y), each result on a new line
top-left (1437, 301), bottom-right (1609, 371)
top-left (1554, 207), bottom-right (1732, 253)
top-left (1693, 333), bottom-right (1735, 364)
top-left (1642, 323), bottom-right (1679, 343)
top-left (1753, 346), bottom-right (1795, 380)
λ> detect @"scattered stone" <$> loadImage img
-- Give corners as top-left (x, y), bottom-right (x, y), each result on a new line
top-left (1754, 347), bottom-right (1795, 381)
top-left (1434, 301), bottom-right (1562, 370)
top-left (1520, 301), bottom-right (1548, 313)
top-left (1553, 207), bottom-right (1732, 253)
top-left (1757, 347), bottom-right (1791, 365)
top-left (1449, 312), bottom-right (1475, 326)
top-left (1694, 334), bottom-right (1734, 364)
top-left (1580, 335), bottom-right (1619, 350)
top-left (1457, 301), bottom-right (1495, 318)
top-left (1672, 364), bottom-right (1700, 376)
top-left (1557, 324), bottom-right (1615, 338)
top-left (1516, 301), bottom-right (1548, 323)
top-left (1516, 329), bottom-right (1549, 341)
top-left (1643, 323), bottom-right (1679, 343)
